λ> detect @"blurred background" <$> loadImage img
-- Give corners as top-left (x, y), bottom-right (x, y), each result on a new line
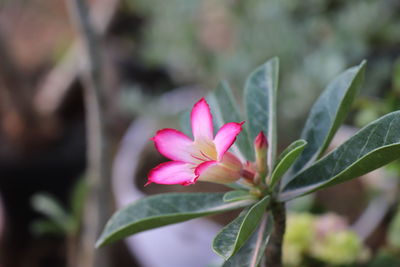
top-left (0, 0), bottom-right (400, 266)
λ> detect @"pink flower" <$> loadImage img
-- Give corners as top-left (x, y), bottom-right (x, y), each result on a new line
top-left (147, 98), bottom-right (244, 186)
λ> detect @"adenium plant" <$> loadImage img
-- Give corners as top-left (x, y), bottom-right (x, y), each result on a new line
top-left (96, 58), bottom-right (400, 267)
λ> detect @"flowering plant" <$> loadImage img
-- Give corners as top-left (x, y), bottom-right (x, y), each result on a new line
top-left (96, 58), bottom-right (400, 266)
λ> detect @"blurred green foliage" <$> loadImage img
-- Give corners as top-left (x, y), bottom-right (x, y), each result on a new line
top-left (311, 231), bottom-right (363, 265)
top-left (126, 0), bottom-right (400, 140)
top-left (355, 59), bottom-right (400, 127)
top-left (283, 213), bottom-right (369, 266)
top-left (31, 178), bottom-right (86, 236)
top-left (283, 213), bottom-right (315, 266)
top-left (368, 249), bottom-right (400, 267)
top-left (388, 205), bottom-right (400, 249)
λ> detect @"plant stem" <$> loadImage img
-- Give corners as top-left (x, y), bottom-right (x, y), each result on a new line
top-left (66, 0), bottom-right (112, 266)
top-left (0, 28), bottom-right (38, 146)
top-left (265, 201), bottom-right (286, 267)
top-left (66, 233), bottom-right (78, 267)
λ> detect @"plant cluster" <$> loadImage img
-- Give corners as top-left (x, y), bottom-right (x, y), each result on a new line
top-left (97, 58), bottom-right (400, 266)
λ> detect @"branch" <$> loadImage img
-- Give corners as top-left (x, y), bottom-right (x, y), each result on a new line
top-left (66, 0), bottom-right (113, 266)
top-left (265, 201), bottom-right (286, 267)
top-left (0, 28), bottom-right (22, 93)
top-left (35, 0), bottom-right (119, 116)
top-left (0, 27), bottom-right (38, 147)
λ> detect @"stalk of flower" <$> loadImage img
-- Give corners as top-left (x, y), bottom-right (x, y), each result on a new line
top-left (146, 98), bottom-right (246, 186)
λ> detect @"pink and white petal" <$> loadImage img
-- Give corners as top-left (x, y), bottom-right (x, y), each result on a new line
top-left (214, 122), bottom-right (244, 161)
top-left (191, 98), bottom-right (214, 141)
top-left (195, 160), bottom-right (241, 184)
top-left (152, 129), bottom-right (194, 161)
top-left (147, 161), bottom-right (198, 186)
top-left (194, 160), bottom-right (218, 176)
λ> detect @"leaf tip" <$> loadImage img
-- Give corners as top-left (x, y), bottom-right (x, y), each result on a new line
top-left (355, 60), bottom-right (367, 75)
top-left (270, 56), bottom-right (279, 64)
top-left (95, 231), bottom-right (111, 248)
top-left (95, 238), bottom-right (104, 249)
top-left (211, 243), bottom-right (229, 260)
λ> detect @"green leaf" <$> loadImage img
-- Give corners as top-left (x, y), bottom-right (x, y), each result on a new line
top-left (270, 140), bottom-right (307, 189)
top-left (245, 58), bottom-right (279, 169)
top-left (368, 249), bottom-right (400, 267)
top-left (211, 81), bottom-right (254, 161)
top-left (31, 219), bottom-right (65, 236)
top-left (214, 209), bottom-right (249, 259)
top-left (280, 111), bottom-right (400, 201)
top-left (291, 61), bottom-right (366, 173)
top-left (213, 196), bottom-right (269, 260)
top-left (222, 214), bottom-right (272, 267)
top-left (96, 192), bottom-right (254, 247)
top-left (225, 182), bottom-right (251, 191)
top-left (223, 190), bottom-right (257, 203)
top-left (31, 193), bottom-right (70, 232)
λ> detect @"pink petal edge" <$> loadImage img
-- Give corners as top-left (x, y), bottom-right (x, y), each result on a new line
top-left (213, 122), bottom-right (244, 161)
top-left (191, 98), bottom-right (214, 141)
top-left (152, 128), bottom-right (194, 161)
top-left (194, 160), bottom-right (218, 176)
top-left (147, 161), bottom-right (198, 186)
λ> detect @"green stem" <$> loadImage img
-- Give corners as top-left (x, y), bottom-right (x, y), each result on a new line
top-left (265, 201), bottom-right (286, 267)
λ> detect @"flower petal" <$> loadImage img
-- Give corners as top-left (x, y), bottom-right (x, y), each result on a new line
top-left (214, 122), bottom-right (244, 161)
top-left (195, 160), bottom-right (218, 176)
top-left (191, 98), bottom-right (214, 141)
top-left (147, 161), bottom-right (198, 186)
top-left (195, 160), bottom-right (241, 184)
top-left (152, 129), bottom-right (194, 161)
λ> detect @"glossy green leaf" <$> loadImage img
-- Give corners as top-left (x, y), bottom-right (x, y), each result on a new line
top-left (96, 192), bottom-right (254, 247)
top-left (223, 190), bottom-right (257, 203)
top-left (280, 111), bottom-right (400, 201)
top-left (292, 61), bottom-right (366, 173)
top-left (245, 58), bottom-right (279, 169)
top-left (269, 140), bottom-right (307, 189)
top-left (222, 214), bottom-right (271, 267)
top-left (211, 81), bottom-right (254, 160)
top-left (213, 209), bottom-right (249, 259)
top-left (213, 196), bottom-right (269, 260)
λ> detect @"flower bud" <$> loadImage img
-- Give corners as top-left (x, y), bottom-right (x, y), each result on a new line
top-left (254, 131), bottom-right (268, 175)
